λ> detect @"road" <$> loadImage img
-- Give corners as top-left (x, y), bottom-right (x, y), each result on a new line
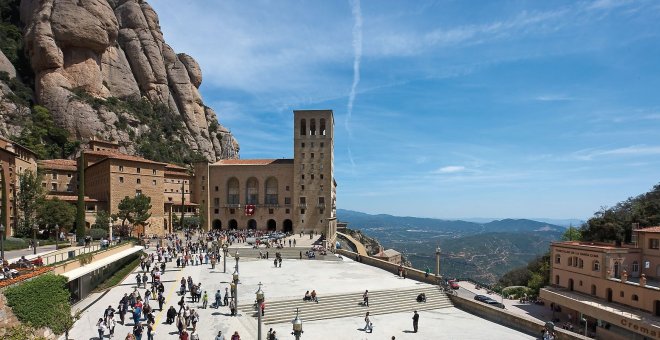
top-left (3, 244), bottom-right (58, 261)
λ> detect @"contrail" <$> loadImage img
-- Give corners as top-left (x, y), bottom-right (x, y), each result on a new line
top-left (346, 0), bottom-right (362, 168)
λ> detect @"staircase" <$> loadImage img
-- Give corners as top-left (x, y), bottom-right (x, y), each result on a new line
top-left (226, 247), bottom-right (340, 261)
top-left (238, 286), bottom-right (452, 325)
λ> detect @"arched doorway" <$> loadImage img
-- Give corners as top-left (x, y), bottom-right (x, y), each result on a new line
top-left (606, 288), bottom-right (613, 302)
top-left (248, 219), bottom-right (257, 230)
top-left (283, 219), bottom-right (293, 233)
top-left (267, 219), bottom-right (276, 231)
top-left (212, 219), bottom-right (222, 230)
top-left (591, 284), bottom-right (597, 296)
top-left (229, 219), bottom-right (238, 230)
top-left (568, 278), bottom-right (574, 291)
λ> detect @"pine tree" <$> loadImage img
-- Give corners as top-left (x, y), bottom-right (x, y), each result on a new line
top-left (76, 152), bottom-right (85, 242)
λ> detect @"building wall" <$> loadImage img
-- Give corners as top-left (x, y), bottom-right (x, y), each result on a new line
top-left (193, 162), bottom-right (210, 230)
top-left (0, 140), bottom-right (37, 236)
top-left (40, 168), bottom-right (77, 194)
top-left (636, 232), bottom-right (660, 279)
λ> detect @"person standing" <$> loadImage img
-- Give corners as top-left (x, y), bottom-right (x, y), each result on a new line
top-left (107, 318), bottom-right (116, 339)
top-left (202, 291), bottom-right (209, 309)
top-left (363, 290), bottom-right (369, 307)
top-left (364, 311), bottom-right (373, 333)
top-left (215, 331), bottom-right (226, 340)
top-left (412, 310), bottom-right (419, 333)
top-left (215, 290), bottom-right (222, 308)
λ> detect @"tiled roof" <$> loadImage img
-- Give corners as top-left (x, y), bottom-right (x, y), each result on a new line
top-left (164, 171), bottom-right (191, 177)
top-left (85, 150), bottom-right (167, 166)
top-left (38, 159), bottom-right (77, 171)
top-left (638, 226), bottom-right (660, 233)
top-left (213, 159), bottom-right (294, 166)
top-left (166, 163), bottom-right (188, 170)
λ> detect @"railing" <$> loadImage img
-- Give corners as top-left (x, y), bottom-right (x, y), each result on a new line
top-left (39, 241), bottom-right (120, 266)
top-left (298, 203), bottom-right (307, 208)
top-left (223, 204), bottom-right (241, 208)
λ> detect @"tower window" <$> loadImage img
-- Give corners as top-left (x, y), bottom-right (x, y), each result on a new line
top-left (301, 143), bottom-right (305, 148)
top-left (300, 119), bottom-right (307, 136)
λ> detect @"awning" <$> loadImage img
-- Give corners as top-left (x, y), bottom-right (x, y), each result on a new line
top-left (61, 246), bottom-right (143, 282)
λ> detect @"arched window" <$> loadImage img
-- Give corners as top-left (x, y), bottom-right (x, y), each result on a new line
top-left (632, 261), bottom-right (639, 273)
top-left (265, 177), bottom-right (278, 205)
top-left (300, 119), bottom-right (306, 136)
top-left (593, 260), bottom-right (600, 272)
top-left (578, 258), bottom-right (584, 268)
top-left (320, 118), bottom-right (326, 136)
top-left (614, 261), bottom-right (620, 278)
top-left (591, 284), bottom-right (597, 295)
top-left (632, 294), bottom-right (639, 301)
top-left (310, 119), bottom-right (316, 135)
top-left (568, 257), bottom-right (573, 267)
top-left (227, 178), bottom-right (239, 205)
top-left (246, 177), bottom-right (259, 204)
top-left (555, 254), bottom-right (561, 264)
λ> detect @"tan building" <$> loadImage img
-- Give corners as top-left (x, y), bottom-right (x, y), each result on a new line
top-left (0, 136), bottom-right (38, 236)
top-left (194, 110), bottom-right (337, 244)
top-left (541, 226), bottom-right (660, 339)
top-left (164, 163), bottom-right (197, 233)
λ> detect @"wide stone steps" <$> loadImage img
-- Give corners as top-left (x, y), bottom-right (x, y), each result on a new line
top-left (238, 286), bottom-right (452, 325)
top-left (226, 247), bottom-right (339, 261)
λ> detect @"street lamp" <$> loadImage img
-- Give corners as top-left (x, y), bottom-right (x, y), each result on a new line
top-left (256, 282), bottom-right (265, 340)
top-left (55, 224), bottom-right (59, 250)
top-left (0, 224), bottom-right (5, 261)
top-left (32, 224), bottom-right (38, 255)
top-left (223, 244), bottom-right (229, 273)
top-left (235, 250), bottom-right (240, 274)
top-left (232, 269), bottom-right (239, 312)
top-left (292, 307), bottom-right (303, 340)
top-left (435, 246), bottom-right (441, 277)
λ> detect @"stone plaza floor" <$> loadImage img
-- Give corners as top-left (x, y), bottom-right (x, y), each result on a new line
top-left (64, 237), bottom-right (536, 340)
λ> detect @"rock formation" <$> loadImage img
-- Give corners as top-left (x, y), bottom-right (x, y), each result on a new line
top-left (5, 0), bottom-right (238, 161)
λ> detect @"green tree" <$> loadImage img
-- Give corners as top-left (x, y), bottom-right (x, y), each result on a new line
top-left (36, 198), bottom-right (75, 236)
top-left (561, 225), bottom-right (582, 241)
top-left (16, 170), bottom-right (44, 237)
top-left (115, 195), bottom-right (152, 236)
top-left (11, 106), bottom-right (79, 159)
top-left (132, 194), bottom-right (152, 228)
top-left (76, 153), bottom-right (85, 241)
top-left (93, 210), bottom-right (111, 230)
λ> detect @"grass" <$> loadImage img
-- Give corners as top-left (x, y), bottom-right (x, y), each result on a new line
top-left (93, 252), bottom-right (143, 292)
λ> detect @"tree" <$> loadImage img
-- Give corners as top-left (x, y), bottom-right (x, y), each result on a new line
top-left (115, 195), bottom-right (152, 236)
top-left (36, 198), bottom-right (75, 237)
top-left (93, 210), bottom-right (111, 230)
top-left (561, 224), bottom-right (582, 241)
top-left (76, 152), bottom-right (85, 241)
top-left (16, 169), bottom-right (44, 237)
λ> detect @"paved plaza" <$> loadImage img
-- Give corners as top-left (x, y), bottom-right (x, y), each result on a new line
top-left (65, 236), bottom-right (536, 340)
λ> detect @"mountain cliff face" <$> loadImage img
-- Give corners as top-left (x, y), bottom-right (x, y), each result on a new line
top-left (0, 0), bottom-right (238, 162)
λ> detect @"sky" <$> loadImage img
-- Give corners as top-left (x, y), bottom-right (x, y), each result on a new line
top-left (149, 0), bottom-right (660, 220)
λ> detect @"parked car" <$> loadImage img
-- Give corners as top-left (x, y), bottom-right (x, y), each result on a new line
top-left (485, 299), bottom-right (506, 309)
top-left (448, 280), bottom-right (460, 289)
top-left (474, 295), bottom-right (490, 302)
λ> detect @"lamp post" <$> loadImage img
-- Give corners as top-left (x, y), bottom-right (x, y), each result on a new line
top-left (223, 244), bottom-right (229, 273)
top-left (235, 250), bottom-right (240, 274)
top-left (55, 224), bottom-right (59, 250)
top-left (32, 224), bottom-right (38, 255)
top-left (292, 307), bottom-right (303, 340)
top-left (435, 246), bottom-right (441, 277)
top-left (256, 282), bottom-right (265, 340)
top-left (0, 224), bottom-right (5, 260)
top-left (582, 316), bottom-right (587, 337)
top-left (232, 269), bottom-right (239, 313)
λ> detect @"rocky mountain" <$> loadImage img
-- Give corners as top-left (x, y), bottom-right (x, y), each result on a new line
top-left (0, 0), bottom-right (238, 162)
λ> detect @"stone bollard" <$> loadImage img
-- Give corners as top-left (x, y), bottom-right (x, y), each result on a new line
top-left (640, 274), bottom-right (647, 287)
top-left (622, 270), bottom-right (628, 283)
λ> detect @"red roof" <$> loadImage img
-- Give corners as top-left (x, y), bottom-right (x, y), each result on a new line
top-left (85, 150), bottom-right (167, 166)
top-left (38, 159), bottom-right (77, 171)
top-left (638, 226), bottom-right (660, 233)
top-left (214, 159), bottom-right (294, 166)
top-left (166, 163), bottom-right (188, 170)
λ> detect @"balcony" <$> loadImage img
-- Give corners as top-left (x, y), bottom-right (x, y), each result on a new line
top-left (222, 204), bottom-right (241, 208)
top-left (298, 203), bottom-right (307, 208)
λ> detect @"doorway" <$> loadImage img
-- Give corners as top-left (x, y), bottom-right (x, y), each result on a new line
top-left (283, 219), bottom-right (293, 233)
top-left (267, 219), bottom-right (276, 231)
top-left (212, 219), bottom-right (222, 230)
top-left (568, 279), bottom-right (574, 291)
top-left (248, 219), bottom-right (257, 230)
top-left (229, 219), bottom-right (238, 230)
top-left (606, 288), bottom-right (613, 303)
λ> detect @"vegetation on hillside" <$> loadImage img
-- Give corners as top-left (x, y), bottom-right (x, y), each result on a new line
top-left (10, 105), bottom-right (80, 159)
top-left (0, 0), bottom-right (33, 88)
top-left (4, 274), bottom-right (72, 335)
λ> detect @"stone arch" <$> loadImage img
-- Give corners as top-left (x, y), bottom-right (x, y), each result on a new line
top-left (310, 118), bottom-right (316, 135)
top-left (320, 118), bottom-right (326, 136)
top-left (267, 219), bottom-right (276, 231)
top-left (265, 177), bottom-right (278, 205)
top-left (227, 177), bottom-right (239, 204)
top-left (283, 219), bottom-right (293, 233)
top-left (248, 219), bottom-right (257, 230)
top-left (229, 219), bottom-right (238, 230)
top-left (300, 119), bottom-right (306, 135)
top-left (246, 177), bottom-right (259, 204)
top-left (212, 219), bottom-right (222, 230)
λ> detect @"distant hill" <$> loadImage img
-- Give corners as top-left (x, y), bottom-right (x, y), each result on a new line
top-left (337, 209), bottom-right (564, 284)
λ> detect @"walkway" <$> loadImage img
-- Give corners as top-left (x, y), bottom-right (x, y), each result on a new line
top-left (337, 231), bottom-right (368, 256)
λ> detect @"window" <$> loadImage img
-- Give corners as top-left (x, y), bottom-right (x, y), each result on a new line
top-left (227, 178), bottom-right (239, 204)
top-left (321, 142), bottom-right (324, 147)
top-left (215, 186), bottom-right (219, 192)
top-left (301, 174), bottom-right (305, 180)
top-left (286, 186), bottom-right (290, 191)
top-left (300, 119), bottom-right (306, 135)
top-left (632, 261), bottom-right (639, 273)
top-left (591, 284), bottom-right (596, 295)
top-left (52, 173), bottom-right (58, 179)
top-left (152, 169), bottom-right (157, 175)
top-left (284, 197), bottom-right (291, 205)
top-left (632, 294), bottom-right (639, 301)
top-left (578, 258), bottom-right (584, 268)
top-left (214, 198), bottom-right (220, 207)
top-left (579, 280), bottom-right (583, 286)
top-left (137, 168), bottom-right (141, 173)
top-left (137, 178), bottom-right (141, 184)
top-left (152, 180), bottom-right (157, 186)
top-left (568, 257), bottom-right (573, 267)
top-left (119, 176), bottom-right (124, 183)
top-left (555, 254), bottom-right (561, 264)
top-left (301, 185), bottom-right (305, 190)
top-left (229, 208), bottom-right (235, 214)
top-left (301, 142), bottom-right (305, 148)
top-left (119, 165), bottom-right (124, 172)
top-left (68, 173), bottom-right (72, 178)
top-left (318, 197), bottom-right (325, 204)
top-left (301, 209), bottom-right (306, 214)
top-left (593, 260), bottom-right (600, 271)
top-left (299, 197), bottom-right (306, 204)
top-left (269, 209), bottom-right (274, 214)
top-left (311, 153), bottom-right (314, 158)
top-left (302, 153), bottom-right (305, 158)
top-left (320, 174), bottom-right (324, 179)
top-left (620, 291), bottom-right (624, 298)
top-left (311, 174), bottom-right (314, 180)
top-left (214, 209), bottom-right (219, 214)
top-left (51, 183), bottom-right (57, 191)
top-left (136, 189), bottom-right (142, 196)
top-left (650, 238), bottom-right (660, 249)
top-left (168, 197), bottom-right (173, 201)
top-left (286, 208), bottom-right (290, 214)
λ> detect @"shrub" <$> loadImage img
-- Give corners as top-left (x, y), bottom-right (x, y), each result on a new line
top-left (86, 228), bottom-right (107, 240)
top-left (3, 236), bottom-right (27, 250)
top-left (4, 274), bottom-right (71, 334)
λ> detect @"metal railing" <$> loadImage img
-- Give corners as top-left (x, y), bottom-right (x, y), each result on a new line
top-left (39, 241), bottom-right (120, 266)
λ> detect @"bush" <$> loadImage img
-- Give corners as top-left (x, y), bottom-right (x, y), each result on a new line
top-left (3, 236), bottom-right (27, 251)
top-left (4, 274), bottom-right (71, 334)
top-left (86, 228), bottom-right (107, 240)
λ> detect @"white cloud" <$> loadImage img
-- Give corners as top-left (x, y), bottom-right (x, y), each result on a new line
top-left (573, 145), bottom-right (660, 160)
top-left (435, 166), bottom-right (466, 174)
top-left (534, 94), bottom-right (575, 102)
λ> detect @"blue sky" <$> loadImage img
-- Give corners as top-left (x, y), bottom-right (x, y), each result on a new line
top-left (149, 0), bottom-right (660, 220)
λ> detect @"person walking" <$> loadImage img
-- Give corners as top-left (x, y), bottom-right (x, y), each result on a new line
top-left (133, 322), bottom-right (144, 340)
top-left (364, 311), bottom-right (373, 333)
top-left (96, 318), bottom-right (106, 340)
top-left (363, 290), bottom-right (369, 307)
top-left (230, 331), bottom-right (241, 340)
top-left (215, 290), bottom-right (222, 308)
top-left (107, 318), bottom-right (116, 339)
top-left (202, 291), bottom-right (208, 309)
top-left (412, 310), bottom-right (419, 333)
top-left (215, 331), bottom-right (226, 340)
